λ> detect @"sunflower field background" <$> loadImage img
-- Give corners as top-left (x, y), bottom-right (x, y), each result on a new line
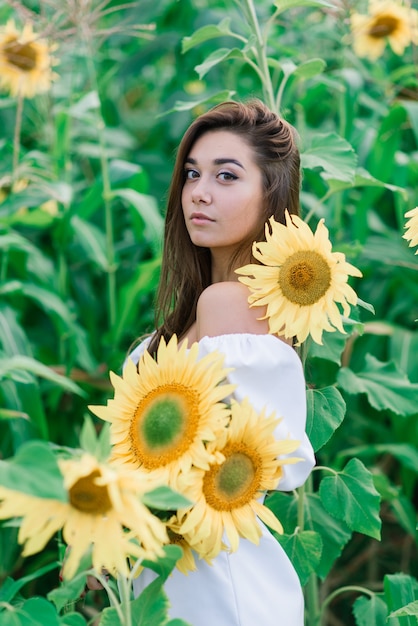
top-left (0, 0), bottom-right (417, 625)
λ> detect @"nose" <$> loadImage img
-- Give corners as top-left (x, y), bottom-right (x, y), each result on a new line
top-left (191, 178), bottom-right (211, 204)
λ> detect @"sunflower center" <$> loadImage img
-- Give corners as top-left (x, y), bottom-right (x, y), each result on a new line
top-left (203, 444), bottom-right (261, 510)
top-left (131, 384), bottom-right (198, 469)
top-left (69, 470), bottom-right (112, 515)
top-left (278, 250), bottom-right (331, 305)
top-left (5, 38), bottom-right (38, 71)
top-left (167, 527), bottom-right (185, 545)
top-left (369, 16), bottom-right (399, 38)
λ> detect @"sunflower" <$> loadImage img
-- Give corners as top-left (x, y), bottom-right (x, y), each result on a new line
top-left (403, 207), bottom-right (418, 254)
top-left (0, 454), bottom-right (167, 579)
top-left (177, 398), bottom-right (301, 560)
top-left (350, 1), bottom-right (418, 61)
top-left (89, 335), bottom-right (235, 487)
top-left (236, 211), bottom-right (362, 345)
top-left (0, 20), bottom-right (57, 98)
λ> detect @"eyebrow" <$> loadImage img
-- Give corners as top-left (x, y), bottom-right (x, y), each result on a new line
top-left (185, 157), bottom-right (246, 170)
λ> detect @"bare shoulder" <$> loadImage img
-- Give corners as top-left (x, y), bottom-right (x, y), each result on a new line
top-left (196, 281), bottom-right (269, 338)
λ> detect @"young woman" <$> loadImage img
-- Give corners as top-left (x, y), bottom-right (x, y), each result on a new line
top-left (129, 99), bottom-right (315, 625)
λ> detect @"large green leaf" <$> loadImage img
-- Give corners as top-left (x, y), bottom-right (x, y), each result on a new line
top-left (353, 594), bottom-right (388, 626)
top-left (0, 440), bottom-right (66, 501)
top-left (276, 530), bottom-right (322, 586)
top-left (337, 355), bottom-right (418, 416)
top-left (111, 188), bottom-right (163, 252)
top-left (319, 458), bottom-right (381, 540)
top-left (129, 577), bottom-right (170, 626)
top-left (140, 545), bottom-right (183, 583)
top-left (384, 574), bottom-right (418, 626)
top-left (0, 355), bottom-right (85, 397)
top-left (306, 386), bottom-right (346, 452)
top-left (301, 132), bottom-right (357, 183)
top-left (389, 601), bottom-right (418, 618)
top-left (182, 18), bottom-right (242, 53)
top-left (2, 596), bottom-right (61, 626)
top-left (265, 492), bottom-right (351, 579)
top-left (70, 215), bottom-right (109, 271)
top-left (194, 48), bottom-right (245, 80)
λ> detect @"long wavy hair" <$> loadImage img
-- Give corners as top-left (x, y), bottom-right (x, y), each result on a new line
top-left (147, 99), bottom-right (301, 354)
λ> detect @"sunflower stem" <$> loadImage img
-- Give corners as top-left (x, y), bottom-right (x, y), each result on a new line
top-left (81, 27), bottom-right (117, 333)
top-left (240, 0), bottom-right (276, 112)
top-left (319, 585), bottom-right (375, 624)
top-left (12, 92), bottom-right (24, 187)
top-left (117, 574), bottom-right (133, 626)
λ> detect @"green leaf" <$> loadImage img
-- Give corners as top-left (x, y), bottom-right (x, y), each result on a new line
top-left (0, 355), bottom-right (85, 398)
top-left (306, 386), bottom-right (346, 452)
top-left (194, 48), bottom-right (245, 80)
top-left (141, 545), bottom-right (183, 583)
top-left (337, 355), bottom-right (418, 416)
top-left (182, 18), bottom-right (240, 53)
top-left (389, 600), bottom-right (418, 618)
top-left (111, 189), bottom-right (163, 251)
top-left (353, 594), bottom-right (388, 626)
top-left (130, 577), bottom-right (170, 626)
top-left (265, 492), bottom-right (351, 579)
top-left (14, 596), bottom-right (60, 626)
top-left (338, 443), bottom-right (418, 474)
top-left (79, 414), bottom-right (111, 462)
top-left (276, 530), bottom-right (322, 586)
top-left (70, 216), bottom-right (109, 271)
top-left (113, 257), bottom-right (161, 344)
top-left (59, 614), bottom-right (87, 626)
top-left (293, 58), bottom-right (326, 79)
top-left (384, 574), bottom-right (418, 626)
top-left (98, 606), bottom-right (122, 626)
top-left (301, 132), bottom-right (357, 183)
top-left (0, 562), bottom-right (59, 603)
top-left (319, 458), bottom-right (381, 540)
top-left (307, 329), bottom-right (348, 365)
top-left (48, 573), bottom-right (86, 612)
top-left (0, 441), bottom-right (66, 501)
top-left (160, 90), bottom-right (236, 116)
top-left (325, 167), bottom-right (408, 198)
top-left (273, 0), bottom-right (335, 14)
top-left (141, 486), bottom-right (191, 511)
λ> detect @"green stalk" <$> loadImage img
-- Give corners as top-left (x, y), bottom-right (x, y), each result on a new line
top-left (12, 92), bottom-right (24, 186)
top-left (320, 585), bottom-right (375, 624)
top-left (240, 0), bottom-right (276, 111)
top-left (302, 474), bottom-right (321, 626)
top-left (82, 28), bottom-right (117, 331)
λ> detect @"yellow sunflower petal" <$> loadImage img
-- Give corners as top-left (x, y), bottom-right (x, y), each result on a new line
top-left (236, 210), bottom-right (362, 345)
top-left (0, 20), bottom-right (58, 98)
top-left (92, 334), bottom-right (234, 485)
top-left (403, 206), bottom-right (418, 253)
top-left (178, 398), bottom-right (299, 556)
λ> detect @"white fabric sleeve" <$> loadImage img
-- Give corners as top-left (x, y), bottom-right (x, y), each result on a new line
top-left (198, 333), bottom-right (315, 491)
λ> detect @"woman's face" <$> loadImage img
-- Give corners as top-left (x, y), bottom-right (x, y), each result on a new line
top-left (181, 130), bottom-right (264, 260)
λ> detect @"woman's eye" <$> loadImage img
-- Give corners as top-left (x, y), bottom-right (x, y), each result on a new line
top-left (218, 171), bottom-right (238, 182)
top-left (185, 169), bottom-right (199, 180)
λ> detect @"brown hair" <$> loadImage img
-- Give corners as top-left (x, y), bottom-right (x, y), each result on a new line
top-left (148, 99), bottom-right (301, 354)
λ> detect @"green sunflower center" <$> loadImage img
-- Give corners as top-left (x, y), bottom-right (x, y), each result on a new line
top-left (203, 443), bottom-right (261, 510)
top-left (69, 470), bottom-right (112, 515)
top-left (130, 384), bottom-right (199, 469)
top-left (278, 249), bottom-right (331, 306)
top-left (369, 16), bottom-right (399, 38)
top-left (5, 37), bottom-right (38, 71)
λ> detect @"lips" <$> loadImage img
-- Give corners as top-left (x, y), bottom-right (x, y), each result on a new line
top-left (190, 212), bottom-right (214, 223)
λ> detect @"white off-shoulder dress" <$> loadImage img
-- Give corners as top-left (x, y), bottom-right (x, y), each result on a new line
top-left (128, 333), bottom-right (315, 626)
